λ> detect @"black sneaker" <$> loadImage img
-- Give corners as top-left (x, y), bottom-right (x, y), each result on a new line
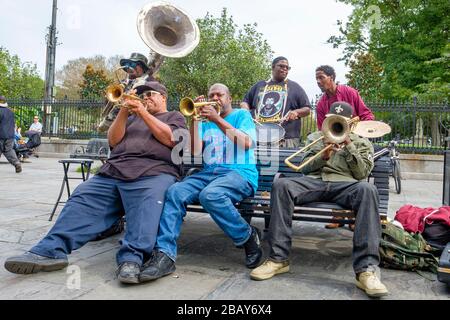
top-left (4, 252), bottom-right (68, 274)
top-left (15, 164), bottom-right (22, 173)
top-left (243, 226), bottom-right (263, 269)
top-left (139, 251), bottom-right (175, 282)
top-left (116, 261), bottom-right (141, 284)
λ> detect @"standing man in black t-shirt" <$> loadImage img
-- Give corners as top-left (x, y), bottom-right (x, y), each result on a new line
top-left (240, 56), bottom-right (311, 148)
top-left (4, 82), bottom-right (187, 285)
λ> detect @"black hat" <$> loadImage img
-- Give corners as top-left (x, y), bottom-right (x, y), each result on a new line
top-left (134, 81), bottom-right (168, 97)
top-left (120, 53), bottom-right (149, 72)
top-left (327, 101), bottom-right (353, 118)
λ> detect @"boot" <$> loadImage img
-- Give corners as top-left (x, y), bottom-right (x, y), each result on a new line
top-left (243, 226), bottom-right (263, 269)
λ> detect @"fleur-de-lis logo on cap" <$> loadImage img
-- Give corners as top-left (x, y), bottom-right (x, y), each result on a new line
top-left (335, 105), bottom-right (343, 114)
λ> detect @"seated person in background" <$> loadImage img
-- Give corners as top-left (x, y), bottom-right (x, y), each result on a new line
top-left (28, 116), bottom-right (43, 134)
top-left (14, 125), bottom-right (24, 149)
top-left (139, 83), bottom-right (262, 283)
top-left (250, 102), bottom-right (388, 298)
top-left (4, 82), bottom-right (187, 285)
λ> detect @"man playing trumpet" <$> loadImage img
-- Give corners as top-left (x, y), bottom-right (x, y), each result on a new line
top-left (4, 82), bottom-right (187, 285)
top-left (139, 83), bottom-right (263, 282)
top-left (250, 101), bottom-right (389, 298)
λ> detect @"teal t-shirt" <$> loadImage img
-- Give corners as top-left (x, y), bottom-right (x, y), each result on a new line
top-left (200, 109), bottom-right (258, 193)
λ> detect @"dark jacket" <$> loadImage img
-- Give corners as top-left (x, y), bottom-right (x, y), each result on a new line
top-left (0, 107), bottom-right (15, 139)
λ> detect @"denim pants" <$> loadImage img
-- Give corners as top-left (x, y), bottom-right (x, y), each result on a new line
top-left (31, 174), bottom-right (176, 266)
top-left (156, 167), bottom-right (254, 261)
top-left (268, 176), bottom-right (381, 274)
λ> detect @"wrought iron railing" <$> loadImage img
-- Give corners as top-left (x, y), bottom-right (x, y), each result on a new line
top-left (7, 98), bottom-right (449, 154)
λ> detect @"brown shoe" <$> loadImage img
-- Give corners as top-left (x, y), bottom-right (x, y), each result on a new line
top-left (325, 217), bottom-right (344, 229)
top-left (250, 259), bottom-right (289, 281)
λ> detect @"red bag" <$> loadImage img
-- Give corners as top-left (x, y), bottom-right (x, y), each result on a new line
top-left (394, 205), bottom-right (450, 233)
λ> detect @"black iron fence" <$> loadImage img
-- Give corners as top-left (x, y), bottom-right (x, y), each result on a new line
top-left (8, 98), bottom-right (449, 154)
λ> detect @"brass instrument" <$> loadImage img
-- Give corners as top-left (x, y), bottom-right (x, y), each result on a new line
top-left (284, 115), bottom-right (360, 171)
top-left (105, 83), bottom-right (145, 105)
top-left (99, 2), bottom-right (200, 129)
top-left (179, 97), bottom-right (221, 121)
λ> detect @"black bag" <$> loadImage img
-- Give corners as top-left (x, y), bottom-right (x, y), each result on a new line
top-left (422, 222), bottom-right (450, 254)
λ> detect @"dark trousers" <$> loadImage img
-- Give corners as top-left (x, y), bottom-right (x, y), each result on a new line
top-left (31, 174), bottom-right (176, 266)
top-left (269, 176), bottom-right (381, 274)
top-left (0, 138), bottom-right (20, 166)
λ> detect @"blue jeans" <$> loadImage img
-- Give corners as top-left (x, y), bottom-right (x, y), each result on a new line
top-left (31, 174), bottom-right (176, 266)
top-left (156, 167), bottom-right (254, 261)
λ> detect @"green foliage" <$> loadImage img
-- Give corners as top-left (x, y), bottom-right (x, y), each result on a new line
top-left (346, 52), bottom-right (384, 100)
top-left (78, 64), bottom-right (112, 99)
top-left (328, 0), bottom-right (450, 100)
top-left (159, 8), bottom-right (273, 99)
top-left (0, 47), bottom-right (44, 99)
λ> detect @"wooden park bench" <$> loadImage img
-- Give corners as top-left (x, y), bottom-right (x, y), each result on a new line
top-left (183, 148), bottom-right (390, 231)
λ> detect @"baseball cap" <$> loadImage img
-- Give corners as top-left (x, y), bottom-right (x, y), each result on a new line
top-left (326, 101), bottom-right (354, 118)
top-left (134, 81), bottom-right (168, 97)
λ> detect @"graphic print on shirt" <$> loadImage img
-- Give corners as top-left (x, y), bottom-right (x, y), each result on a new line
top-left (257, 84), bottom-right (287, 122)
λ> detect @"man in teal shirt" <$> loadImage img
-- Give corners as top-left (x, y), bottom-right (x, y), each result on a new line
top-left (140, 83), bottom-right (262, 282)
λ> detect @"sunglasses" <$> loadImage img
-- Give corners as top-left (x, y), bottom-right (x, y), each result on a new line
top-left (139, 90), bottom-right (162, 99)
top-left (123, 61), bottom-right (138, 71)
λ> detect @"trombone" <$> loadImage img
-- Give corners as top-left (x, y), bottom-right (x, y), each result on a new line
top-left (284, 115), bottom-right (360, 171)
top-left (179, 97), bottom-right (221, 121)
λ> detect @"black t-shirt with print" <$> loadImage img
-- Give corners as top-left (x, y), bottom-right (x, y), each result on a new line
top-left (243, 79), bottom-right (310, 139)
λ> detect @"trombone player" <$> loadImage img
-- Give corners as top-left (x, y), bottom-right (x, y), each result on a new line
top-left (250, 101), bottom-right (389, 298)
top-left (98, 52), bottom-right (157, 132)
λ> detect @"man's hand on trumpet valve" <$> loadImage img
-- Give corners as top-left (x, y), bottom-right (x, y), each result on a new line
top-left (199, 103), bottom-right (221, 122)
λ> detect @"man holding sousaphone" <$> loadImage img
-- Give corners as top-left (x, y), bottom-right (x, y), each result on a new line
top-left (139, 83), bottom-right (263, 282)
top-left (241, 56), bottom-right (311, 148)
top-left (98, 52), bottom-right (157, 133)
top-left (250, 101), bottom-right (390, 298)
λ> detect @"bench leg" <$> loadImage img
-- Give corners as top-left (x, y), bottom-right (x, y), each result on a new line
top-left (264, 216), bottom-right (271, 233)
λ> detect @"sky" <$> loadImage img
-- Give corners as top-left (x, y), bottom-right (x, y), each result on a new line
top-left (0, 0), bottom-right (353, 99)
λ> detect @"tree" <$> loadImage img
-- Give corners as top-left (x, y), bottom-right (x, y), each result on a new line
top-left (0, 47), bottom-right (44, 99)
top-left (78, 64), bottom-right (112, 99)
top-left (159, 8), bottom-right (273, 100)
top-left (346, 52), bottom-right (383, 101)
top-left (328, 0), bottom-right (450, 100)
top-left (56, 55), bottom-right (122, 99)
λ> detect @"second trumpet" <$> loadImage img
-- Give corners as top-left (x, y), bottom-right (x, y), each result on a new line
top-left (179, 97), bottom-right (221, 121)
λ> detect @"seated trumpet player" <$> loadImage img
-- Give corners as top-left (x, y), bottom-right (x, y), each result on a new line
top-left (250, 101), bottom-right (389, 298)
top-left (98, 52), bottom-right (157, 132)
top-left (139, 83), bottom-right (262, 283)
top-left (4, 81), bottom-right (188, 285)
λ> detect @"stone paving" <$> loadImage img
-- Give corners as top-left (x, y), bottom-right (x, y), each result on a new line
top-left (0, 157), bottom-right (449, 300)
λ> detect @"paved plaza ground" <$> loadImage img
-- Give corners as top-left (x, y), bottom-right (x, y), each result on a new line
top-left (0, 157), bottom-right (449, 300)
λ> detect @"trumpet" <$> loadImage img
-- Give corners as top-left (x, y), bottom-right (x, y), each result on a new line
top-left (179, 97), bottom-right (221, 121)
top-left (284, 115), bottom-right (360, 171)
top-left (105, 83), bottom-right (145, 105)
